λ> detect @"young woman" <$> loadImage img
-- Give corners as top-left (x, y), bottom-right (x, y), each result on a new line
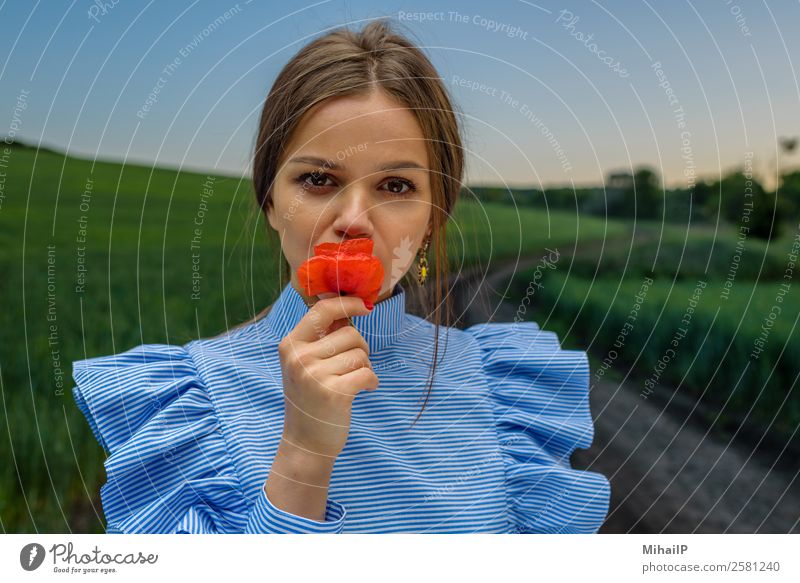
top-left (72, 19), bottom-right (610, 534)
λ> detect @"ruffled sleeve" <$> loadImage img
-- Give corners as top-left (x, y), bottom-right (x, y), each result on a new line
top-left (464, 321), bottom-right (611, 534)
top-left (71, 343), bottom-right (346, 534)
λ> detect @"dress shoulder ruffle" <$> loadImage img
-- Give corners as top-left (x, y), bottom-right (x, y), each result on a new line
top-left (464, 321), bottom-right (611, 533)
top-left (72, 343), bottom-right (250, 533)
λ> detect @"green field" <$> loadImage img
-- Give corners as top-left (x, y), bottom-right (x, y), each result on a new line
top-left (510, 225), bottom-right (800, 442)
top-left (0, 145), bottom-right (622, 532)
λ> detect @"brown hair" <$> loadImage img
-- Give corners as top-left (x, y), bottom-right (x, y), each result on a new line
top-left (232, 18), bottom-right (464, 427)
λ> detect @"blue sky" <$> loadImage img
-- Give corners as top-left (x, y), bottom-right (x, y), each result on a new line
top-left (2, 0), bottom-right (799, 189)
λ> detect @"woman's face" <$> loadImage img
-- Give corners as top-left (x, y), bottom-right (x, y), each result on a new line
top-left (267, 89), bottom-right (433, 305)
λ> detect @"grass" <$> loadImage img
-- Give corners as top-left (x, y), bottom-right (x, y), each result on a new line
top-left (564, 222), bottom-right (798, 282)
top-left (510, 239), bottom-right (800, 442)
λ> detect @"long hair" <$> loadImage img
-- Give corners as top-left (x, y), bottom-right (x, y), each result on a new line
top-left (229, 18), bottom-right (464, 427)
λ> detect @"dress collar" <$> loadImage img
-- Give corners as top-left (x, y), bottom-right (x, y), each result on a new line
top-left (261, 281), bottom-right (407, 353)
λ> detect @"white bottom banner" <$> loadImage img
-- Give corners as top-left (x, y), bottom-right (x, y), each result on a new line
top-left (1, 534), bottom-right (796, 582)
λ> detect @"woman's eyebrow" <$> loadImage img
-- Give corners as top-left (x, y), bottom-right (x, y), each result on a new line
top-left (287, 156), bottom-right (427, 172)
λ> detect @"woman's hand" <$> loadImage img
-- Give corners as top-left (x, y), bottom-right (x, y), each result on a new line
top-left (264, 295), bottom-right (378, 522)
top-left (277, 294), bottom-right (379, 461)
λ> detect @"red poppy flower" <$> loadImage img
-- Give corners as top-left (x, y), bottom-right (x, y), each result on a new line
top-left (297, 238), bottom-right (385, 310)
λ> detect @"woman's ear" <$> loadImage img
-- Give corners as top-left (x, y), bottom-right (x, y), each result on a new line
top-left (266, 202), bottom-right (278, 232)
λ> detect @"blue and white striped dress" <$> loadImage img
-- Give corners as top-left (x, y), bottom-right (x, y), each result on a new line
top-left (71, 281), bottom-right (611, 534)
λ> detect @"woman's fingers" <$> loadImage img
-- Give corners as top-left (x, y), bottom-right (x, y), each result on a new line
top-left (328, 360), bottom-right (380, 394)
top-left (314, 347), bottom-right (372, 377)
top-left (301, 348), bottom-right (375, 396)
top-left (291, 295), bottom-right (371, 343)
top-left (307, 324), bottom-right (370, 359)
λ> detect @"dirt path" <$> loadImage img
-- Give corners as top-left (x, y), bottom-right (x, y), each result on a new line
top-left (578, 377), bottom-right (800, 533)
top-left (449, 246), bottom-right (800, 533)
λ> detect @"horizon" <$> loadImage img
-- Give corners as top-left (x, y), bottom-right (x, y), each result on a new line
top-left (2, 135), bottom-right (773, 193)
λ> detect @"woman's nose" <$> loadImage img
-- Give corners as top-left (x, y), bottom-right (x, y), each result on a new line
top-left (331, 184), bottom-right (374, 239)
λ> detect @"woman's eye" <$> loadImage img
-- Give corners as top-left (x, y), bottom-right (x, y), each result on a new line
top-left (298, 172), bottom-right (335, 190)
top-left (382, 178), bottom-right (417, 196)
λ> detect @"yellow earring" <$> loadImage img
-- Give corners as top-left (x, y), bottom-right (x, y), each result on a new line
top-left (417, 236), bottom-right (430, 285)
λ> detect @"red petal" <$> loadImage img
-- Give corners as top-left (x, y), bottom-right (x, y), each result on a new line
top-left (297, 237), bottom-right (383, 307)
